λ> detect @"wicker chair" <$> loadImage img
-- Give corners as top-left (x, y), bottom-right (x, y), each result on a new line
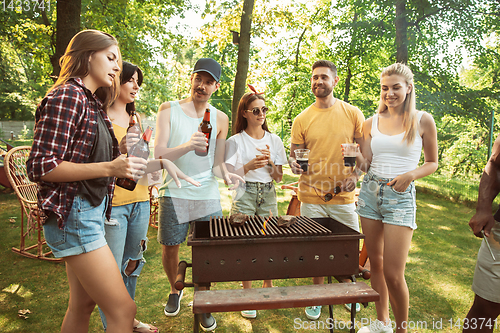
top-left (148, 185), bottom-right (159, 229)
top-left (4, 146), bottom-right (61, 261)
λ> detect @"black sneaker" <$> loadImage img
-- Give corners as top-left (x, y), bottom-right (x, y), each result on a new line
top-left (197, 313), bottom-right (217, 331)
top-left (164, 290), bottom-right (183, 316)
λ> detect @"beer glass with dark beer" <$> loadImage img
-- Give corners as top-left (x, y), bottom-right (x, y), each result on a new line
top-left (341, 143), bottom-right (357, 167)
top-left (294, 149), bottom-right (310, 172)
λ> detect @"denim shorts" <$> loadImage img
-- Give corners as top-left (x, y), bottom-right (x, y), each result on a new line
top-left (355, 170), bottom-right (417, 230)
top-left (157, 196), bottom-right (222, 246)
top-left (43, 195), bottom-right (108, 258)
top-left (231, 181), bottom-right (278, 216)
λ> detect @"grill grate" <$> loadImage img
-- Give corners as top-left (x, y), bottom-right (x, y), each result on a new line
top-left (208, 216), bottom-right (332, 239)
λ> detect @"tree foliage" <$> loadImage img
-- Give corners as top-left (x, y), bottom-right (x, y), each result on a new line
top-left (1, 0), bottom-right (500, 179)
top-left (0, 4), bottom-right (53, 120)
top-left (0, 0), bottom-right (190, 119)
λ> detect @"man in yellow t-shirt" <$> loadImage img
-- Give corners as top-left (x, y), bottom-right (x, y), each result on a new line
top-left (289, 60), bottom-right (365, 320)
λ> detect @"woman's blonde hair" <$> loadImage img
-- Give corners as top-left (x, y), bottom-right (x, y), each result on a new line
top-left (377, 63), bottom-right (417, 145)
top-left (50, 29), bottom-right (121, 111)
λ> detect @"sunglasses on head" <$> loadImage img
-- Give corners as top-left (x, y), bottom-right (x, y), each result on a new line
top-left (245, 106), bottom-right (268, 115)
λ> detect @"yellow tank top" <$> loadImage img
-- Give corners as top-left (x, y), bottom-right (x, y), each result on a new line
top-left (112, 124), bottom-right (149, 206)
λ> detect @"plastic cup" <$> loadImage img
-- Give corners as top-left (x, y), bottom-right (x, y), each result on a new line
top-left (294, 149), bottom-right (310, 172)
top-left (341, 143), bottom-right (357, 167)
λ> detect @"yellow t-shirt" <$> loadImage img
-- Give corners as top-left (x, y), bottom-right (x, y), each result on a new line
top-left (291, 100), bottom-right (364, 205)
top-left (112, 124), bottom-right (149, 206)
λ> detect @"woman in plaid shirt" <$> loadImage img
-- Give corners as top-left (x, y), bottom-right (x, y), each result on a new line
top-left (27, 30), bottom-right (148, 333)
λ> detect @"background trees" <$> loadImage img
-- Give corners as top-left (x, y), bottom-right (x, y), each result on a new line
top-left (0, 0), bottom-right (498, 179)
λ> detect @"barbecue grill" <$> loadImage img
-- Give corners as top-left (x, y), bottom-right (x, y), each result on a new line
top-left (186, 215), bottom-right (363, 284)
top-left (176, 215), bottom-right (369, 333)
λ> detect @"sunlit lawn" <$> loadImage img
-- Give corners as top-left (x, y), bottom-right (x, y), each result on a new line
top-left (0, 167), bottom-right (498, 332)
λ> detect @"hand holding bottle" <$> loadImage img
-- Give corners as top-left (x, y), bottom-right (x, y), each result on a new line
top-left (188, 131), bottom-right (208, 152)
top-left (116, 127), bottom-right (153, 191)
top-left (111, 155), bottom-right (147, 180)
top-left (119, 133), bottom-right (140, 154)
top-left (119, 111), bottom-right (142, 154)
top-left (195, 108), bottom-right (212, 156)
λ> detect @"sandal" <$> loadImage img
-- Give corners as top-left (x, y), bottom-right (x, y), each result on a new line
top-left (133, 320), bottom-right (159, 333)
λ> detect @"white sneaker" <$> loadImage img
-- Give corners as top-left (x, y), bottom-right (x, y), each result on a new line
top-left (357, 319), bottom-right (393, 333)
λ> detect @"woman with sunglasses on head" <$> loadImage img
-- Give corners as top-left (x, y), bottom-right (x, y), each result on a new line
top-left (225, 87), bottom-right (287, 319)
top-left (354, 63), bottom-right (438, 333)
top-left (26, 30), bottom-right (147, 333)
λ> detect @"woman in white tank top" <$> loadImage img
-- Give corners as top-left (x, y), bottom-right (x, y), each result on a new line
top-left (225, 88), bottom-right (287, 319)
top-left (355, 63), bottom-right (438, 333)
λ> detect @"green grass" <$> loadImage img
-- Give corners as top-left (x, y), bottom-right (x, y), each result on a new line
top-left (0, 139), bottom-right (32, 150)
top-left (415, 173), bottom-right (500, 208)
top-left (0, 168), bottom-right (498, 332)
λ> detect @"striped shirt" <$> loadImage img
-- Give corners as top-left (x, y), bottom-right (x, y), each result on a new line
top-left (27, 78), bottom-right (120, 228)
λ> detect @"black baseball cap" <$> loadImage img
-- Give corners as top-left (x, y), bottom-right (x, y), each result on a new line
top-left (193, 58), bottom-right (222, 82)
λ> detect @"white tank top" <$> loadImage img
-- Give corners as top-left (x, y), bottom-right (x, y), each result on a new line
top-left (369, 111), bottom-right (425, 178)
top-left (158, 101), bottom-right (220, 200)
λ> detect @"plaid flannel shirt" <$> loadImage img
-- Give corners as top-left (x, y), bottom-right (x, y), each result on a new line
top-left (27, 78), bottom-right (120, 229)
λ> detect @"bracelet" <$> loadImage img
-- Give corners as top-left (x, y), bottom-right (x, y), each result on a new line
top-left (160, 159), bottom-right (164, 169)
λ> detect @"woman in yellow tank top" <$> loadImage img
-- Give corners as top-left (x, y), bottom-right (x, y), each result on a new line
top-left (99, 61), bottom-right (199, 333)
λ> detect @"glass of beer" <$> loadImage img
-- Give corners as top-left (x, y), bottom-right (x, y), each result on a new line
top-left (256, 153), bottom-right (267, 167)
top-left (294, 149), bottom-right (310, 172)
top-left (341, 143), bottom-right (357, 167)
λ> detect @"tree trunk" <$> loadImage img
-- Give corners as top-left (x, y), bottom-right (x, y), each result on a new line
top-left (51, 0), bottom-right (81, 78)
top-left (231, 0), bottom-right (254, 135)
top-left (395, 0), bottom-right (408, 64)
top-left (286, 26), bottom-right (308, 130)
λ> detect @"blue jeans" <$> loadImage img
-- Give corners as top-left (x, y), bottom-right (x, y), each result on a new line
top-left (98, 200), bottom-right (150, 329)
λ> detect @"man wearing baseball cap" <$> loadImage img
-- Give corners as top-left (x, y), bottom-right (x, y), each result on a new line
top-left (192, 57), bottom-right (222, 82)
top-left (154, 58), bottom-right (241, 331)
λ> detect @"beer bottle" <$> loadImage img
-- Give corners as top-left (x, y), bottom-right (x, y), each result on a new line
top-left (116, 126), bottom-right (153, 191)
top-left (195, 108), bottom-right (212, 156)
top-left (127, 111), bottom-right (142, 137)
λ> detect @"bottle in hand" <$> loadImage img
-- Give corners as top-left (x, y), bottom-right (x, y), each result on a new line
top-left (127, 111), bottom-right (142, 137)
top-left (195, 108), bottom-right (212, 156)
top-left (116, 126), bottom-right (153, 191)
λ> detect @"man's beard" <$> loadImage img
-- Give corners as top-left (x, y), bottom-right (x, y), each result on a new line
top-left (312, 85), bottom-right (332, 98)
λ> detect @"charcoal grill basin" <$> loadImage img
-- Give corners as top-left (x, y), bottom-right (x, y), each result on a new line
top-left (187, 217), bottom-right (363, 284)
